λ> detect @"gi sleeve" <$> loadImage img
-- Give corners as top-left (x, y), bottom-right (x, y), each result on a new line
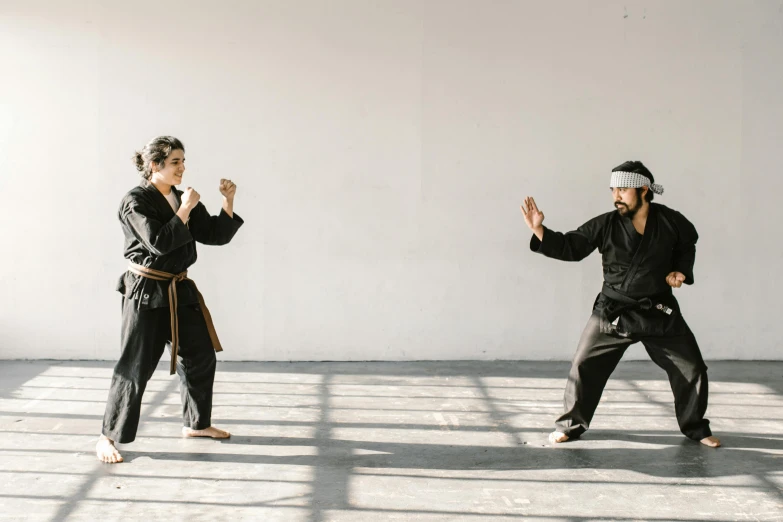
top-left (121, 201), bottom-right (193, 256)
top-left (529, 215), bottom-right (604, 262)
top-left (187, 202), bottom-right (244, 246)
top-left (671, 211), bottom-right (699, 285)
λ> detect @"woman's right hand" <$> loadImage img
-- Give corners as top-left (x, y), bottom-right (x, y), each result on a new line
top-left (181, 187), bottom-right (201, 209)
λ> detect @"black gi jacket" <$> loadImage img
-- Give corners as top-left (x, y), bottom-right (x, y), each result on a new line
top-left (116, 179), bottom-right (244, 310)
top-left (530, 203), bottom-right (698, 336)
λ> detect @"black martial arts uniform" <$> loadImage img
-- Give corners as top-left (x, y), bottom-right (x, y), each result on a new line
top-left (102, 179), bottom-right (243, 443)
top-left (531, 203), bottom-right (712, 441)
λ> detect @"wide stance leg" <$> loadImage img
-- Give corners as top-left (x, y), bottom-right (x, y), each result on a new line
top-left (641, 325), bottom-right (712, 441)
top-left (101, 299), bottom-right (169, 444)
top-left (555, 314), bottom-right (634, 438)
top-left (174, 304), bottom-right (217, 430)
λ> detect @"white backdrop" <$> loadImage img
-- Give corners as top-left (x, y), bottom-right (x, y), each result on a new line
top-left (1, 0), bottom-right (781, 361)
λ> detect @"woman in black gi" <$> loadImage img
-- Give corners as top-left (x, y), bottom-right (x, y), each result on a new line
top-left (97, 136), bottom-right (244, 463)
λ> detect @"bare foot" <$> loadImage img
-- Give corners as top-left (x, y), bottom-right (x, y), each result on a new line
top-left (182, 426), bottom-right (231, 439)
top-left (96, 435), bottom-right (123, 463)
top-left (549, 431), bottom-right (569, 444)
top-left (700, 436), bottom-right (721, 448)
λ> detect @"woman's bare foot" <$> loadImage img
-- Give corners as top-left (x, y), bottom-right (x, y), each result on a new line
top-left (700, 436), bottom-right (721, 448)
top-left (182, 426), bottom-right (231, 439)
top-left (549, 431), bottom-right (569, 444)
top-left (96, 435), bottom-right (123, 463)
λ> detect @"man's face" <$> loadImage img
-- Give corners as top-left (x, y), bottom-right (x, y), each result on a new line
top-left (611, 187), bottom-right (643, 217)
top-left (152, 149), bottom-right (186, 186)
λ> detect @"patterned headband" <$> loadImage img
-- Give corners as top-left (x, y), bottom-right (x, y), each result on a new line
top-left (610, 171), bottom-right (664, 195)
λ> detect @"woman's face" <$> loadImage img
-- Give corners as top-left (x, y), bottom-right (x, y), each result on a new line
top-left (151, 149), bottom-right (185, 186)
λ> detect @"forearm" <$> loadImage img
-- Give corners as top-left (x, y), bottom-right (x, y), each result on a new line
top-left (124, 205), bottom-right (192, 256)
top-left (672, 247), bottom-right (696, 284)
top-left (176, 204), bottom-right (194, 224)
top-left (222, 198), bottom-right (233, 218)
top-left (672, 259), bottom-right (695, 284)
top-left (530, 227), bottom-right (595, 262)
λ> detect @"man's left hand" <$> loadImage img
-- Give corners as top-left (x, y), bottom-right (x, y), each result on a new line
top-left (666, 272), bottom-right (686, 288)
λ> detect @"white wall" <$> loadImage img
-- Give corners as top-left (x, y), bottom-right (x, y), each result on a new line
top-left (1, 0), bottom-right (781, 361)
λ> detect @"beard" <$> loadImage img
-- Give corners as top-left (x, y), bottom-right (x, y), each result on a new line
top-left (615, 198), bottom-right (642, 218)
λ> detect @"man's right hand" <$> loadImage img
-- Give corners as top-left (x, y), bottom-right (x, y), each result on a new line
top-left (520, 197), bottom-right (545, 240)
top-left (181, 187), bottom-right (201, 209)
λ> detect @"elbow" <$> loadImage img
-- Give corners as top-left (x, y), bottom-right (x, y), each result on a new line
top-left (562, 248), bottom-right (590, 262)
top-left (195, 235), bottom-right (228, 246)
top-left (147, 244), bottom-right (172, 256)
top-left (145, 236), bottom-right (180, 256)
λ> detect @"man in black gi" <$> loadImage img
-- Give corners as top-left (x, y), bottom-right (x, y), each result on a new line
top-left (520, 161), bottom-right (720, 448)
top-left (97, 136), bottom-right (244, 463)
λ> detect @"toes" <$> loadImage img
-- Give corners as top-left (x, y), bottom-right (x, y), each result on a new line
top-left (97, 444), bottom-right (123, 463)
top-left (700, 437), bottom-right (721, 448)
top-left (549, 432), bottom-right (568, 444)
top-left (182, 427), bottom-right (231, 438)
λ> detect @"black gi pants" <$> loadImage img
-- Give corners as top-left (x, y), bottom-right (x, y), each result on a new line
top-left (102, 298), bottom-right (217, 443)
top-left (556, 314), bottom-right (712, 441)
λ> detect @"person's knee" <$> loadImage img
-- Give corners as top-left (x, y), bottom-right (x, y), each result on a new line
top-left (572, 351), bottom-right (599, 375)
top-left (677, 363), bottom-right (707, 386)
top-left (192, 349), bottom-right (216, 373)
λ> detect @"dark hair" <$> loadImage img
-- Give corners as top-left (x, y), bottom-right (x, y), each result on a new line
top-left (133, 136), bottom-right (185, 180)
top-left (612, 160), bottom-right (655, 202)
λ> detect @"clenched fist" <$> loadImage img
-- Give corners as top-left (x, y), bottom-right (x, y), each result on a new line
top-left (219, 179), bottom-right (236, 201)
top-left (181, 187), bottom-right (201, 209)
top-left (666, 272), bottom-right (686, 288)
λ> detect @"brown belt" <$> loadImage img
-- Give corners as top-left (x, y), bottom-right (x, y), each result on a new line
top-left (128, 262), bottom-right (223, 375)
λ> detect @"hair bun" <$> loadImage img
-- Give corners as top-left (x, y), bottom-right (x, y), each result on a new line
top-left (133, 151), bottom-right (145, 172)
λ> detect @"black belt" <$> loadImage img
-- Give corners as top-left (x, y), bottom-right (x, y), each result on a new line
top-left (601, 284), bottom-right (673, 315)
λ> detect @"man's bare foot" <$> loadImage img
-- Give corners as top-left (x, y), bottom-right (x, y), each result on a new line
top-left (182, 426), bottom-right (231, 439)
top-left (700, 436), bottom-right (721, 448)
top-left (549, 431), bottom-right (569, 444)
top-left (96, 435), bottom-right (123, 463)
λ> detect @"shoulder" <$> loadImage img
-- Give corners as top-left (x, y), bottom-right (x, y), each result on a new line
top-left (653, 203), bottom-right (698, 237)
top-left (118, 184), bottom-right (156, 214)
top-left (582, 210), bottom-right (615, 229)
top-left (653, 203), bottom-right (693, 225)
top-left (576, 211), bottom-right (615, 242)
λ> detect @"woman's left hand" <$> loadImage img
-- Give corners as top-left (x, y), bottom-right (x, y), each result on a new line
top-left (219, 179), bottom-right (236, 200)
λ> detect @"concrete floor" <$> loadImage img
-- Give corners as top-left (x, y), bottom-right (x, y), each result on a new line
top-left (0, 360), bottom-right (781, 522)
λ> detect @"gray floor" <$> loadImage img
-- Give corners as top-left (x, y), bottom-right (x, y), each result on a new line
top-left (0, 360), bottom-right (781, 522)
